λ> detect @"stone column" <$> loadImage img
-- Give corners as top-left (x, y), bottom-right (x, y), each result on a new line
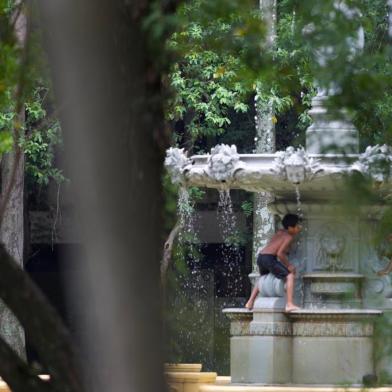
top-left (251, 0), bottom-right (277, 279)
top-left (224, 308), bottom-right (292, 384)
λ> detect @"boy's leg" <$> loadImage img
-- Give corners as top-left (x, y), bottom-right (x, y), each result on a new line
top-left (245, 279), bottom-right (260, 310)
top-left (285, 272), bottom-right (300, 312)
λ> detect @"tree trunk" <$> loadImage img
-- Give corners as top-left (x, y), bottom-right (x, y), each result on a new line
top-left (0, 243), bottom-right (84, 392)
top-left (38, 1), bottom-right (174, 391)
top-left (0, 147), bottom-right (26, 359)
top-left (0, 0), bottom-right (29, 359)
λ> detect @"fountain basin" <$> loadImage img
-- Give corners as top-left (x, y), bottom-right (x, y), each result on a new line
top-left (185, 154), bottom-right (360, 200)
top-left (302, 273), bottom-right (364, 309)
top-left (165, 364), bottom-right (203, 373)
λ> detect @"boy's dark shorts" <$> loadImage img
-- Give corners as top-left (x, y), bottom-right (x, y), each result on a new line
top-left (257, 253), bottom-right (289, 280)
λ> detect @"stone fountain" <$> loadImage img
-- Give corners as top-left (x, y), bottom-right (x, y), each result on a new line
top-left (165, 95), bottom-right (392, 385)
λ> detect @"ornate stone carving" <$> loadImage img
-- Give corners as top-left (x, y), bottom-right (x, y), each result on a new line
top-left (311, 282), bottom-right (355, 294)
top-left (249, 322), bottom-right (292, 336)
top-left (164, 147), bottom-right (192, 185)
top-left (315, 226), bottom-right (346, 271)
top-left (271, 147), bottom-right (322, 184)
top-left (206, 144), bottom-right (245, 183)
top-left (230, 320), bottom-right (251, 336)
top-left (292, 321), bottom-right (373, 337)
top-left (364, 278), bottom-right (385, 295)
top-left (352, 144), bottom-right (392, 183)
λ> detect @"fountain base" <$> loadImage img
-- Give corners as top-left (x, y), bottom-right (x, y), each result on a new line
top-left (224, 308), bottom-right (382, 385)
top-left (288, 309), bottom-right (379, 384)
top-left (199, 383), bottom-right (392, 392)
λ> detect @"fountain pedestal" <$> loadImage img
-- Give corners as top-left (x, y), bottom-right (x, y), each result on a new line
top-left (224, 309), bottom-right (292, 384)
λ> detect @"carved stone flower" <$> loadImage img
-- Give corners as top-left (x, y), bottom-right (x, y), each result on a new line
top-left (164, 147), bottom-right (191, 185)
top-left (272, 146), bottom-right (321, 184)
top-left (207, 144), bottom-right (245, 182)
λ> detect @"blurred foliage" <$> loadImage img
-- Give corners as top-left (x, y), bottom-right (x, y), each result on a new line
top-left (282, 0), bottom-right (392, 147)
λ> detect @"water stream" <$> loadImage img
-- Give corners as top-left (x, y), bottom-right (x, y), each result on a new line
top-left (177, 187), bottom-right (200, 268)
top-left (217, 189), bottom-right (238, 244)
top-left (217, 189), bottom-right (242, 296)
top-left (294, 184), bottom-right (306, 304)
top-left (177, 187), bottom-right (197, 245)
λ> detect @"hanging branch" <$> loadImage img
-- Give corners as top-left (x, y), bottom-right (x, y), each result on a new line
top-left (161, 220), bottom-right (182, 284)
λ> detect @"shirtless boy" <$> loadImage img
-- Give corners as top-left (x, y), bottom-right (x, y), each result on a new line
top-left (245, 213), bottom-right (301, 312)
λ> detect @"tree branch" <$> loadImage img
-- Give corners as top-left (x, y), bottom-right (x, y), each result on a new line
top-left (0, 334), bottom-right (52, 392)
top-left (0, 243), bottom-right (84, 392)
top-left (161, 221), bottom-right (181, 284)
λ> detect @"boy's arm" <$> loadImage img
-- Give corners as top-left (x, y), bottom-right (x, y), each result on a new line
top-left (277, 236), bottom-right (294, 270)
top-left (377, 258), bottom-right (392, 276)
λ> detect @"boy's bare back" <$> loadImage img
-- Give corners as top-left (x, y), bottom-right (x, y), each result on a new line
top-left (260, 229), bottom-right (293, 256)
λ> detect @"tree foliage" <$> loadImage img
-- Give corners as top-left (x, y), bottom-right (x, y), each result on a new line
top-left (166, 0), bottom-right (268, 152)
top-left (167, 0), bottom-right (392, 152)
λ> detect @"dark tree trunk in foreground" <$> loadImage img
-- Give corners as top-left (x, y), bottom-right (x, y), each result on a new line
top-left (0, 0), bottom-right (28, 360)
top-left (0, 151), bottom-right (25, 358)
top-left (39, 1), bottom-right (174, 391)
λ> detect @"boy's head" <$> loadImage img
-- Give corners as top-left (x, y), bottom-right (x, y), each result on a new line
top-left (282, 214), bottom-right (301, 234)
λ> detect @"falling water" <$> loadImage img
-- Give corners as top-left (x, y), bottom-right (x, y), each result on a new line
top-left (294, 184), bottom-right (303, 221)
top-left (165, 187), bottom-right (214, 367)
top-left (177, 187), bottom-right (198, 245)
top-left (217, 189), bottom-right (238, 244)
top-left (217, 189), bottom-right (243, 297)
top-left (294, 184), bottom-right (306, 305)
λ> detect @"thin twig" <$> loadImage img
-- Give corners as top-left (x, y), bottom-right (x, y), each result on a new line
top-left (51, 183), bottom-right (61, 249)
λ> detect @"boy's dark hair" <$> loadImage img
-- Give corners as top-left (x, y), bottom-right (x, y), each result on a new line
top-left (282, 214), bottom-right (300, 229)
